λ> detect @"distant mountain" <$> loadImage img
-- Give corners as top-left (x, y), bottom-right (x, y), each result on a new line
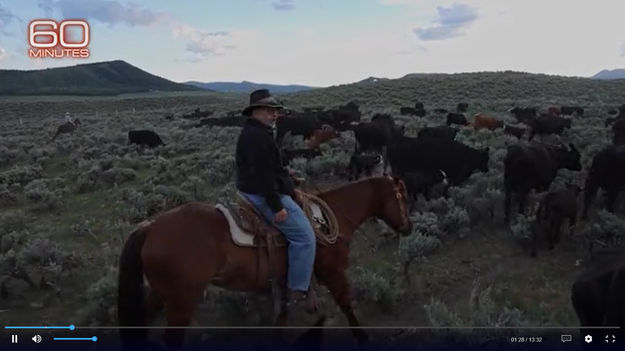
top-left (591, 69), bottom-right (625, 80)
top-left (184, 80), bottom-right (316, 93)
top-left (0, 60), bottom-right (203, 96)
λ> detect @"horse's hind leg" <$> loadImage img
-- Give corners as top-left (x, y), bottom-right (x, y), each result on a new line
top-left (145, 288), bottom-right (164, 324)
top-left (323, 271), bottom-right (368, 346)
top-left (163, 287), bottom-right (203, 350)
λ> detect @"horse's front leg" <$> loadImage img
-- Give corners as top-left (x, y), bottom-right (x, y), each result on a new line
top-left (322, 270), bottom-right (368, 346)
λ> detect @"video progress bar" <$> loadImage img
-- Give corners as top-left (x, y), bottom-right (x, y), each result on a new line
top-left (4, 325), bottom-right (75, 330)
top-left (60, 326), bottom-right (622, 330)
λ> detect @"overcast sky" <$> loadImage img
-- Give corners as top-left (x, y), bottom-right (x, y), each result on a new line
top-left (0, 0), bottom-right (624, 86)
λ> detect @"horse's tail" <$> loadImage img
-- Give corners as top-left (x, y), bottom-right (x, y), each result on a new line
top-left (117, 226), bottom-right (148, 348)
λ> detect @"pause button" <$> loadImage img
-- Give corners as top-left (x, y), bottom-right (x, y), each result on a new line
top-left (11, 335), bottom-right (18, 343)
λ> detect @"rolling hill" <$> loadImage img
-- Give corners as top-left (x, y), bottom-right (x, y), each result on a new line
top-left (184, 80), bottom-right (316, 93)
top-left (0, 60), bottom-right (204, 96)
top-left (591, 69), bottom-right (625, 80)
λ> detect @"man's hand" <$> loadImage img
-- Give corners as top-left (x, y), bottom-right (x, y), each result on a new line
top-left (273, 208), bottom-right (288, 223)
top-left (294, 189), bottom-right (304, 204)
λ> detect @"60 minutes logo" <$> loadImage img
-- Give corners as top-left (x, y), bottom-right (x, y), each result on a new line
top-left (28, 19), bottom-right (90, 58)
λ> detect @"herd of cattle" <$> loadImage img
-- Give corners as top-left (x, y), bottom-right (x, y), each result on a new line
top-left (124, 102), bottom-right (625, 241)
top-left (68, 99), bottom-right (625, 332)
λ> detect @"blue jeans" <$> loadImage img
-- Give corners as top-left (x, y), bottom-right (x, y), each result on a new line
top-left (240, 192), bottom-right (316, 291)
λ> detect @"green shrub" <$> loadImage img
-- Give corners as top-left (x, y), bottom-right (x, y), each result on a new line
top-left (0, 165), bottom-right (43, 185)
top-left (579, 210), bottom-right (625, 251)
top-left (100, 167), bottom-right (137, 186)
top-left (398, 230), bottom-right (441, 278)
top-left (0, 184), bottom-right (18, 206)
top-left (23, 178), bottom-right (65, 211)
top-left (78, 266), bottom-right (117, 325)
top-left (350, 266), bottom-right (400, 312)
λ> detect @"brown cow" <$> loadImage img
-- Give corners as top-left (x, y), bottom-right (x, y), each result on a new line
top-left (306, 125), bottom-right (340, 149)
top-left (548, 107), bottom-right (561, 116)
top-left (472, 113), bottom-right (504, 131)
top-left (531, 184), bottom-right (581, 257)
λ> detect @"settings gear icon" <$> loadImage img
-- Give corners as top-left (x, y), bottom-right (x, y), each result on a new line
top-left (585, 335), bottom-right (593, 343)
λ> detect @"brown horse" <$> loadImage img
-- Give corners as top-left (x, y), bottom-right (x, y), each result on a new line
top-left (118, 176), bottom-right (412, 348)
top-left (51, 119), bottom-right (81, 141)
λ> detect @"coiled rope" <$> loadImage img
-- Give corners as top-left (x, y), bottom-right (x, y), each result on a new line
top-left (296, 190), bottom-right (340, 246)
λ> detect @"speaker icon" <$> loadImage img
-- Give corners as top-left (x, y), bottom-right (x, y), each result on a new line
top-left (32, 335), bottom-right (42, 343)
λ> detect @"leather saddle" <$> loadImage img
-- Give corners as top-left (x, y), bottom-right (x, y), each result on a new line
top-left (215, 191), bottom-right (337, 247)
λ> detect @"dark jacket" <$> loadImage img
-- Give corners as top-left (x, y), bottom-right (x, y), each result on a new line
top-left (236, 118), bottom-right (296, 212)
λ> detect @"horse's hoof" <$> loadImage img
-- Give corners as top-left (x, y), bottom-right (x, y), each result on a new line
top-left (305, 290), bottom-right (320, 314)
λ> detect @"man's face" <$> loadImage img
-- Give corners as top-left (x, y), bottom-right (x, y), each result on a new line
top-left (252, 107), bottom-right (280, 127)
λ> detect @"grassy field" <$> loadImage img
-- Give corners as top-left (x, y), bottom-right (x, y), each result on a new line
top-left (1, 71), bottom-right (625, 331)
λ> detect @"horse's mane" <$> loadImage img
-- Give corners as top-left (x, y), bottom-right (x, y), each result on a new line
top-left (305, 175), bottom-right (389, 196)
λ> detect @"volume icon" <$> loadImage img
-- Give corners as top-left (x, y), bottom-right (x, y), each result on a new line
top-left (32, 335), bottom-right (42, 343)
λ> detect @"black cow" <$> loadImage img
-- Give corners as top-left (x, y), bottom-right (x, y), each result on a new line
top-left (528, 115), bottom-right (572, 140)
top-left (456, 103), bottom-right (469, 113)
top-left (446, 113), bottom-right (469, 126)
top-left (275, 114), bottom-right (322, 145)
top-left (128, 130), bottom-right (165, 148)
top-left (413, 102), bottom-right (427, 117)
top-left (183, 108), bottom-right (213, 119)
top-left (582, 145), bottom-right (625, 218)
top-left (606, 105), bottom-right (625, 127)
top-left (508, 107), bottom-right (537, 125)
top-left (195, 116), bottom-right (244, 128)
top-left (605, 117), bottom-right (619, 127)
top-left (503, 143), bottom-right (581, 223)
top-left (560, 106), bottom-right (584, 116)
top-left (400, 107), bottom-right (418, 116)
top-left (504, 125), bottom-right (526, 139)
top-left (417, 126), bottom-right (458, 141)
top-left (403, 169), bottom-right (448, 210)
top-left (282, 148), bottom-right (322, 166)
top-left (571, 248), bottom-right (625, 340)
top-left (351, 123), bottom-right (387, 154)
top-left (351, 114), bottom-right (404, 153)
top-left (317, 101), bottom-right (361, 131)
top-left (613, 118), bottom-right (625, 145)
top-left (618, 104), bottom-right (625, 118)
top-left (388, 139), bottom-right (489, 186)
top-left (347, 153), bottom-right (383, 180)
top-left (302, 106), bottom-right (325, 113)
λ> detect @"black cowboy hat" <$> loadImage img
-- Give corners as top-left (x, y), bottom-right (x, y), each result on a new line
top-left (242, 89), bottom-right (284, 116)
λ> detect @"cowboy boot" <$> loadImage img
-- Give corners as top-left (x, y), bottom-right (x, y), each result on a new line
top-left (287, 288), bottom-right (319, 314)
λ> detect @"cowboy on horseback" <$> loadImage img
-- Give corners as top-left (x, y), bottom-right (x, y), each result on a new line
top-left (235, 89), bottom-right (317, 307)
top-left (64, 112), bottom-right (72, 124)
